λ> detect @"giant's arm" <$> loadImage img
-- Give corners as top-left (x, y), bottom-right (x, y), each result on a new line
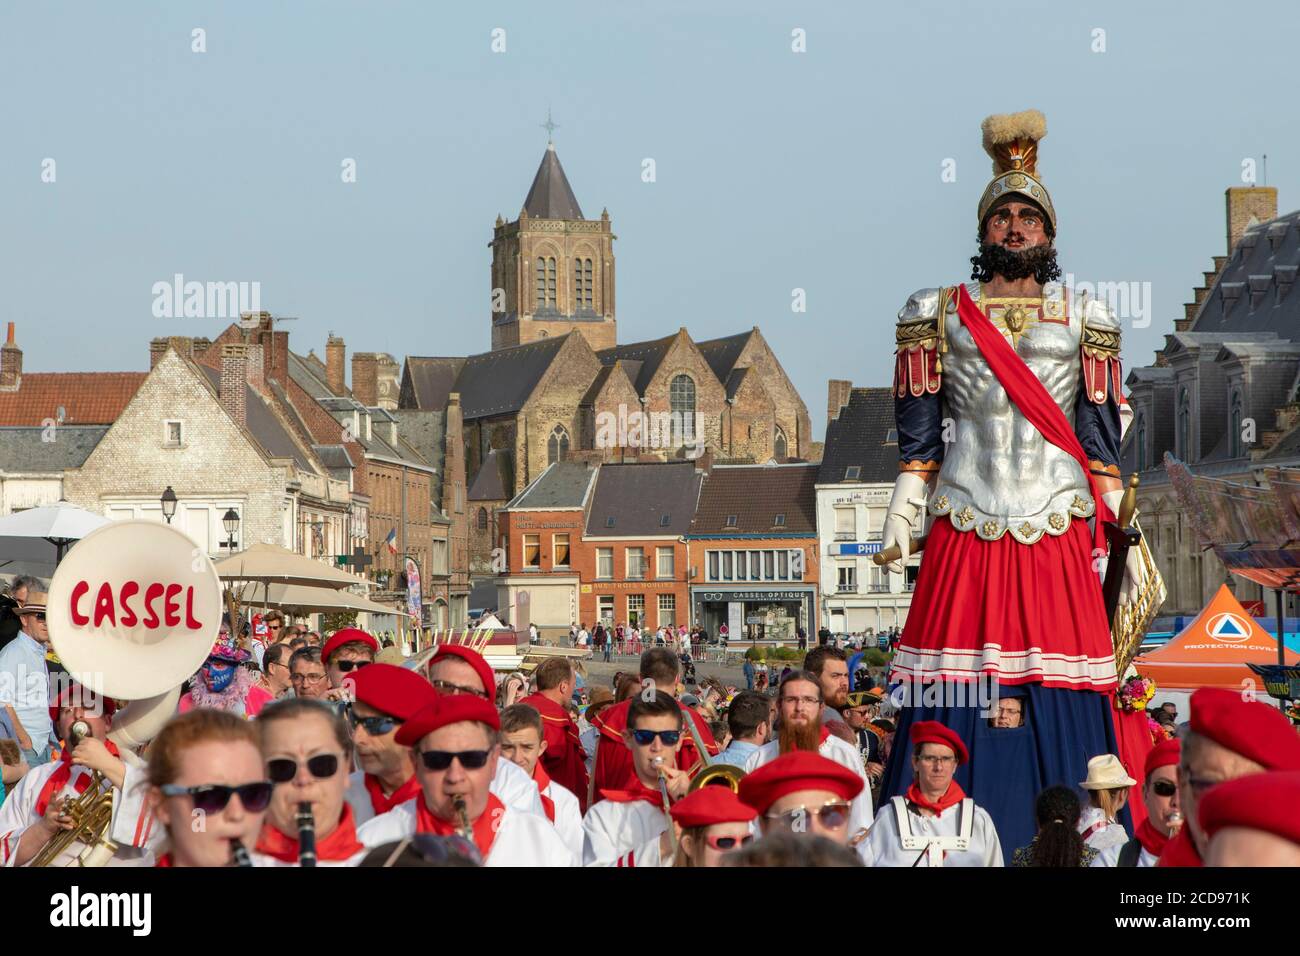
top-left (1076, 298), bottom-right (1124, 505)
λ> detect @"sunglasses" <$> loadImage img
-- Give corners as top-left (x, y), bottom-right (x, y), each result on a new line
top-left (334, 659), bottom-right (371, 673)
top-left (705, 833), bottom-right (754, 851)
top-left (430, 679), bottom-right (488, 698)
top-left (765, 801), bottom-right (851, 830)
top-left (1151, 780), bottom-right (1177, 798)
top-left (347, 708), bottom-right (399, 736)
top-left (160, 781), bottom-right (273, 813)
top-left (266, 754), bottom-right (341, 783)
top-left (27, 613), bottom-right (47, 622)
top-left (630, 729), bottom-right (681, 746)
top-left (419, 749), bottom-right (492, 771)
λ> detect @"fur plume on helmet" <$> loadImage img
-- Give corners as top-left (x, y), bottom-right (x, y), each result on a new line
top-left (981, 110), bottom-right (1047, 175)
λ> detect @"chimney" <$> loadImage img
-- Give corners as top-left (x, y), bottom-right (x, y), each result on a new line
top-left (220, 344), bottom-right (249, 426)
top-left (352, 352), bottom-right (379, 407)
top-left (150, 337), bottom-right (170, 369)
top-left (694, 447), bottom-right (714, 476)
top-left (442, 393), bottom-right (464, 517)
top-left (326, 334), bottom-right (346, 395)
top-left (827, 379), bottom-right (853, 427)
top-left (0, 323), bottom-right (21, 391)
top-left (1226, 187), bottom-right (1278, 254)
top-left (245, 341), bottom-right (265, 395)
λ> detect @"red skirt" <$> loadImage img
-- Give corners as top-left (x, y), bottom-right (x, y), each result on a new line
top-left (892, 517), bottom-right (1118, 691)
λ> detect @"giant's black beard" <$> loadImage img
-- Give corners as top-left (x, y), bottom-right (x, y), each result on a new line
top-left (970, 241), bottom-right (1062, 284)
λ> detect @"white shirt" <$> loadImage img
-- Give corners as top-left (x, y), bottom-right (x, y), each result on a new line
top-left (345, 758), bottom-right (545, 827)
top-left (867, 797), bottom-right (1003, 867)
top-left (582, 798), bottom-right (671, 867)
top-left (0, 759), bottom-right (160, 866)
top-left (357, 801), bottom-right (577, 866)
top-left (578, 631), bottom-right (589, 647)
top-left (541, 777), bottom-right (584, 859)
top-left (743, 734), bottom-right (875, 859)
top-left (0, 632), bottom-right (52, 748)
top-left (1079, 805), bottom-right (1129, 865)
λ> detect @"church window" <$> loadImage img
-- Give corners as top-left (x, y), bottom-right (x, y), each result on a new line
top-left (774, 426), bottom-right (788, 459)
top-left (535, 257), bottom-right (557, 309)
top-left (548, 424), bottom-right (570, 464)
top-left (477, 507), bottom-right (488, 531)
top-left (670, 375), bottom-right (696, 441)
top-left (573, 258), bottom-right (593, 310)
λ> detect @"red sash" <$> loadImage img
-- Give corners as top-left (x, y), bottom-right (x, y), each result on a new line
top-left (1155, 825), bottom-right (1202, 868)
top-left (34, 739), bottom-right (122, 817)
top-left (363, 772), bottom-right (421, 816)
top-left (415, 792), bottom-right (505, 862)
top-left (954, 284), bottom-right (1113, 551)
top-left (532, 763), bottom-right (557, 823)
top-left (905, 780), bottom-right (966, 816)
top-left (1135, 818), bottom-right (1171, 858)
top-left (254, 805), bottom-right (365, 864)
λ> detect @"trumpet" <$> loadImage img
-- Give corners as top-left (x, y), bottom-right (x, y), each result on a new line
top-left (32, 721), bottom-right (119, 868)
top-left (296, 802), bottom-right (317, 868)
top-left (451, 794), bottom-right (473, 842)
top-left (682, 712), bottom-right (746, 793)
top-left (653, 757), bottom-right (678, 857)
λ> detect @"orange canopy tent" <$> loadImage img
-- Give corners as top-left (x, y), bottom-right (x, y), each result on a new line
top-left (1134, 584), bottom-right (1299, 692)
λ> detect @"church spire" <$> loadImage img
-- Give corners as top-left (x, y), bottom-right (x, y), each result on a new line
top-left (523, 111), bottom-right (583, 220)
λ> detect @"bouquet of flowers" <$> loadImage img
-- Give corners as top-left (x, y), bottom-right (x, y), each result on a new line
top-left (1286, 702), bottom-right (1300, 726)
top-left (1117, 674), bottom-right (1157, 713)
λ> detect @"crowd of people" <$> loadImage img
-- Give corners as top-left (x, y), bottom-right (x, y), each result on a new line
top-left (1, 574), bottom-right (1298, 868)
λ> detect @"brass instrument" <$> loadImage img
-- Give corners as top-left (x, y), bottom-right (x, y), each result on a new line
top-left (451, 794), bottom-right (473, 841)
top-left (682, 711), bottom-right (746, 794)
top-left (653, 757), bottom-right (678, 856)
top-left (32, 721), bottom-right (119, 868)
top-left (296, 802), bottom-right (317, 867)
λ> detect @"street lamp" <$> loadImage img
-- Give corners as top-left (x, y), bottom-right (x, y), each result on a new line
top-left (160, 486), bottom-right (177, 524)
top-left (223, 508), bottom-right (240, 553)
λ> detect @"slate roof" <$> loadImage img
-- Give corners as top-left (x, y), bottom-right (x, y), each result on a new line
top-left (0, 373), bottom-right (147, 426)
top-left (392, 409), bottom-right (448, 500)
top-left (0, 426), bottom-right (108, 471)
top-left (406, 337), bottom-right (567, 419)
top-left (508, 461), bottom-right (596, 509)
top-left (401, 357), bottom-right (465, 412)
top-left (690, 463), bottom-right (819, 535)
top-left (817, 388), bottom-right (898, 484)
top-left (596, 336), bottom-right (676, 394)
top-left (195, 366), bottom-right (312, 469)
top-left (696, 331), bottom-right (755, 384)
top-left (468, 448), bottom-right (514, 501)
top-left (1191, 209), bottom-right (1300, 336)
top-left (522, 144), bottom-right (584, 220)
top-left (584, 462), bottom-right (702, 537)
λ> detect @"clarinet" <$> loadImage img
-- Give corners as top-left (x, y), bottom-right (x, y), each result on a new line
top-left (231, 839), bottom-right (254, 868)
top-left (296, 802), bottom-right (317, 868)
top-left (451, 794), bottom-right (473, 842)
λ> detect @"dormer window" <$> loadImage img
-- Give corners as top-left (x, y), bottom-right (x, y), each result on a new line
top-left (605, 516), bottom-right (616, 528)
top-left (164, 420), bottom-right (183, 447)
top-left (845, 465), bottom-right (861, 481)
top-left (725, 515), bottom-right (738, 528)
top-left (774, 514), bottom-right (786, 527)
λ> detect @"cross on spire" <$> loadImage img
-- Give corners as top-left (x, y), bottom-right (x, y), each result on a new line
top-left (540, 108), bottom-right (559, 145)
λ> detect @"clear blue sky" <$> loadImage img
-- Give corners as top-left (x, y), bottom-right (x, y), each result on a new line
top-left (4, 0), bottom-right (1297, 440)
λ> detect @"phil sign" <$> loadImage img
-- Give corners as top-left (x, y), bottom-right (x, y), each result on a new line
top-left (47, 520), bottom-right (222, 700)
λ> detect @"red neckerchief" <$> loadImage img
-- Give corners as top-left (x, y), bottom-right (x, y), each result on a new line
top-left (363, 772), bottom-right (421, 816)
top-left (532, 763), bottom-right (557, 823)
top-left (415, 792), bottom-right (505, 862)
top-left (599, 779), bottom-right (666, 809)
top-left (155, 853), bottom-right (174, 868)
top-left (954, 284), bottom-right (1113, 551)
top-left (1156, 825), bottom-right (1202, 868)
top-left (1136, 818), bottom-right (1171, 858)
top-left (34, 738), bottom-right (122, 817)
top-left (905, 780), bottom-right (966, 816)
top-left (254, 804), bottom-right (365, 864)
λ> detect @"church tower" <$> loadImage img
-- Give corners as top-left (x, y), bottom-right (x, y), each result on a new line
top-left (490, 134), bottom-right (617, 351)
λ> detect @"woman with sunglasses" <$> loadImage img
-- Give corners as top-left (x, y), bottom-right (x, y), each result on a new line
top-left (180, 621), bottom-right (273, 719)
top-left (1102, 738), bottom-right (1182, 868)
top-left (320, 628), bottom-right (378, 701)
top-left (251, 698), bottom-right (367, 866)
top-left (668, 786), bottom-right (758, 867)
top-left (146, 709), bottom-right (270, 867)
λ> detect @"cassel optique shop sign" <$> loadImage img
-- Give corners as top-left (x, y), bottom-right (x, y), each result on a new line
top-left (47, 520), bottom-right (222, 699)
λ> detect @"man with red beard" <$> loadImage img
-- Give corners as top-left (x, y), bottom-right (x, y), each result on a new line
top-left (868, 721), bottom-right (1002, 867)
top-left (355, 694), bottom-right (575, 866)
top-left (342, 663), bottom-right (438, 825)
top-left (1158, 687), bottom-right (1300, 867)
top-left (519, 657), bottom-right (589, 810)
top-left (741, 670), bottom-right (872, 856)
top-left (879, 109), bottom-right (1163, 854)
top-left (589, 648), bottom-right (717, 804)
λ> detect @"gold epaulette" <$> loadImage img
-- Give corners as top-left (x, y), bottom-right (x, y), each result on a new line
top-left (1081, 317), bottom-right (1121, 358)
top-left (896, 314), bottom-right (941, 350)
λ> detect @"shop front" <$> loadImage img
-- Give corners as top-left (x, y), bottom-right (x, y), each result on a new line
top-left (691, 586), bottom-right (818, 643)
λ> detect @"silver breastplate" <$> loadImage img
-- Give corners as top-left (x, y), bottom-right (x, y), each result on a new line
top-left (928, 283), bottom-right (1093, 544)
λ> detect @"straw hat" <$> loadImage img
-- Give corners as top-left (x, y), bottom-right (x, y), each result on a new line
top-left (1079, 754), bottom-right (1137, 790)
top-left (16, 591), bottom-right (48, 615)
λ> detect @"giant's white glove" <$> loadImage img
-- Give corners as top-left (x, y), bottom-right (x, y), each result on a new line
top-left (881, 472), bottom-right (930, 575)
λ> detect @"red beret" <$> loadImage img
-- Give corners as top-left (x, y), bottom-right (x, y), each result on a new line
top-left (669, 786), bottom-right (759, 828)
top-left (49, 683), bottom-right (117, 723)
top-left (910, 720), bottom-right (969, 765)
top-left (1144, 738), bottom-right (1181, 779)
top-left (321, 627), bottom-right (378, 665)
top-left (1190, 688), bottom-right (1300, 771)
top-left (348, 663), bottom-right (438, 721)
top-left (1199, 771), bottom-right (1300, 846)
top-left (737, 751), bottom-right (863, 814)
top-left (428, 644), bottom-right (496, 699)
top-left (395, 694), bottom-right (501, 748)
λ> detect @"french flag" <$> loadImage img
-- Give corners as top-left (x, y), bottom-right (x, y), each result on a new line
top-left (385, 528), bottom-right (398, 555)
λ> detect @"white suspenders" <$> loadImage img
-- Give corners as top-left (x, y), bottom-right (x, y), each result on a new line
top-left (891, 796), bottom-right (975, 867)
